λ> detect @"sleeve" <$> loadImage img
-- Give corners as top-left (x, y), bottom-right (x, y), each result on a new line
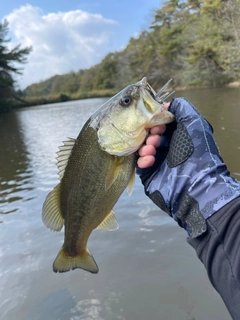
top-left (187, 196), bottom-right (240, 319)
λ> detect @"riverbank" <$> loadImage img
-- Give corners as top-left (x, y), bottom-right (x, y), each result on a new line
top-left (1, 80), bottom-right (239, 113)
top-left (175, 81), bottom-right (240, 91)
top-left (17, 89), bottom-right (114, 108)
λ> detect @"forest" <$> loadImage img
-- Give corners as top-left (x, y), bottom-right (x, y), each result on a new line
top-left (1, 0), bottom-right (240, 111)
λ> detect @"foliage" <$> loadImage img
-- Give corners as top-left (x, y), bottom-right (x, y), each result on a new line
top-left (0, 20), bottom-right (32, 112)
top-left (21, 0), bottom-right (240, 106)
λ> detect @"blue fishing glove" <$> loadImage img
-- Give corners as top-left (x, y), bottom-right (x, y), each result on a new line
top-left (137, 98), bottom-right (240, 238)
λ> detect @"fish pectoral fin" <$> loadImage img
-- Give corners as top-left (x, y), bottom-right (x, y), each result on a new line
top-left (42, 183), bottom-right (64, 231)
top-left (96, 210), bottom-right (119, 231)
top-left (53, 247), bottom-right (99, 274)
top-left (105, 156), bottom-right (123, 191)
top-left (126, 169), bottom-right (135, 196)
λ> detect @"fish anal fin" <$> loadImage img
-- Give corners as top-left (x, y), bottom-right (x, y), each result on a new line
top-left (96, 210), bottom-right (119, 231)
top-left (126, 169), bottom-right (135, 196)
top-left (42, 184), bottom-right (64, 231)
top-left (105, 156), bottom-right (123, 191)
top-left (53, 247), bottom-right (99, 274)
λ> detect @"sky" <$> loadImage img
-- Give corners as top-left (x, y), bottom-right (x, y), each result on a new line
top-left (1, 1), bottom-right (163, 89)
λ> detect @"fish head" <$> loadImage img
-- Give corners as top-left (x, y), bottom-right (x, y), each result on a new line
top-left (96, 77), bottom-right (175, 156)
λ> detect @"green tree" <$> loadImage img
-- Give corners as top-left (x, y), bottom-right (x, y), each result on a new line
top-left (21, 0), bottom-right (240, 104)
top-left (150, 0), bottom-right (195, 86)
top-left (0, 19), bottom-right (32, 112)
top-left (92, 53), bottom-right (118, 90)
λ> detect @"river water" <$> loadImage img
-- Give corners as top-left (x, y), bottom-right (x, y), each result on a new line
top-left (0, 88), bottom-right (240, 320)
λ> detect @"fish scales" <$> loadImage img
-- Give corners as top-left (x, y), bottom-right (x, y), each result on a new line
top-left (60, 123), bottom-right (135, 257)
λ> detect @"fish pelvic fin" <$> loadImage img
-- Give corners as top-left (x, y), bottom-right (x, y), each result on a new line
top-left (53, 247), bottom-right (99, 274)
top-left (96, 210), bottom-right (119, 231)
top-left (42, 184), bottom-right (64, 232)
top-left (105, 156), bottom-right (124, 191)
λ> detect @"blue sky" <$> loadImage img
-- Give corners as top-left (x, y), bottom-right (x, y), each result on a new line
top-left (1, 1), bottom-right (163, 89)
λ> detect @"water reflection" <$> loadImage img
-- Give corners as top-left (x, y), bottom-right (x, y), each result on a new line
top-left (0, 98), bottom-right (108, 215)
top-left (0, 112), bottom-right (32, 214)
top-left (26, 289), bottom-right (126, 320)
top-left (28, 290), bottom-right (79, 320)
top-left (69, 291), bottom-right (125, 320)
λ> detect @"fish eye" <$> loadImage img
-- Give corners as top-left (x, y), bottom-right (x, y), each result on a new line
top-left (119, 96), bottom-right (132, 107)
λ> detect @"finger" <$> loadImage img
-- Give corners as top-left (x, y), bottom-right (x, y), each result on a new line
top-left (138, 145), bottom-right (156, 157)
top-left (137, 155), bottom-right (155, 169)
top-left (162, 102), bottom-right (170, 110)
top-left (146, 134), bottom-right (161, 148)
top-left (150, 125), bottom-right (166, 135)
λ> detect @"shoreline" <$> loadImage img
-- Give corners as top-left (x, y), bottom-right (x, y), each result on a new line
top-left (3, 81), bottom-right (239, 113)
top-left (175, 81), bottom-right (240, 91)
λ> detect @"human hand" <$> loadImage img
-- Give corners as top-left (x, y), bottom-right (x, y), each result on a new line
top-left (137, 103), bottom-right (169, 169)
top-left (136, 98), bottom-right (240, 238)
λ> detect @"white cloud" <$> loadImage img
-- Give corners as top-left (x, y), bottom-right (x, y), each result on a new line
top-left (4, 5), bottom-right (118, 89)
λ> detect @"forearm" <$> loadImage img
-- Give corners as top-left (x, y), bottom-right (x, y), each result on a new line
top-left (187, 196), bottom-right (240, 319)
top-left (137, 97), bottom-right (240, 318)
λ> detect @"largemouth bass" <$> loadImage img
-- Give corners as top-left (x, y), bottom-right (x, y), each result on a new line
top-left (42, 77), bottom-right (174, 274)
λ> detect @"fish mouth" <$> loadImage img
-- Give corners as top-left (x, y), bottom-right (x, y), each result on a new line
top-left (139, 86), bottom-right (162, 114)
top-left (139, 86), bottom-right (175, 127)
top-left (135, 78), bottom-right (162, 113)
top-left (137, 77), bottom-right (175, 104)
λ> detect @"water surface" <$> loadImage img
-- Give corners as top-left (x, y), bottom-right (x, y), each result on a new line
top-left (1, 89), bottom-right (240, 320)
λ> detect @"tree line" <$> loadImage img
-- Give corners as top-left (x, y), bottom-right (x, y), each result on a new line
top-left (1, 0), bottom-right (240, 112)
top-left (0, 20), bottom-right (31, 112)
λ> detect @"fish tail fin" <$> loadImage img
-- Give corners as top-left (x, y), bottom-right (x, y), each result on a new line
top-left (53, 247), bottom-right (99, 274)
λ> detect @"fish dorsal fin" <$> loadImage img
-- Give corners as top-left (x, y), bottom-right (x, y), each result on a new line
top-left (96, 210), bottom-right (119, 231)
top-left (105, 156), bottom-right (123, 191)
top-left (57, 138), bottom-right (76, 179)
top-left (42, 183), bottom-right (64, 231)
top-left (126, 169), bottom-right (135, 196)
